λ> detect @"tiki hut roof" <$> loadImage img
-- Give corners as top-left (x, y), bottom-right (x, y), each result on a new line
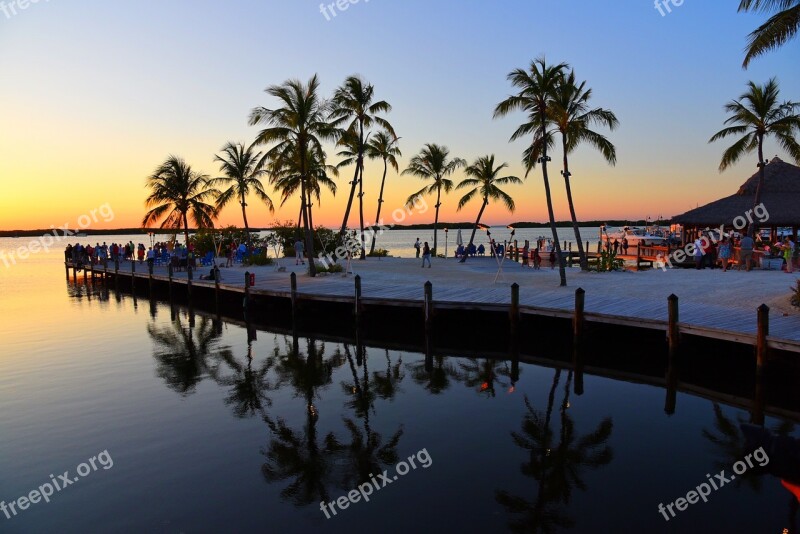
top-left (672, 157), bottom-right (800, 227)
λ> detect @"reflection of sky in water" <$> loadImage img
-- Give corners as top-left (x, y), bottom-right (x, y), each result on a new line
top-left (0, 242), bottom-right (797, 532)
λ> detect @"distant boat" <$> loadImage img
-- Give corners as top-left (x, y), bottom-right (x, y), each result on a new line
top-left (600, 225), bottom-right (667, 247)
top-left (76, 232), bottom-right (88, 237)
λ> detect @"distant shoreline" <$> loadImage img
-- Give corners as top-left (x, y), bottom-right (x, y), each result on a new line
top-left (0, 220), bottom-right (666, 237)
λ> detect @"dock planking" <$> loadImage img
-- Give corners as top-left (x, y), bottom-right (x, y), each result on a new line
top-left (68, 259), bottom-right (800, 354)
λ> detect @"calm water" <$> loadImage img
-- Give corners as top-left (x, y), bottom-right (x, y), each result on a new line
top-left (1, 236), bottom-right (798, 533)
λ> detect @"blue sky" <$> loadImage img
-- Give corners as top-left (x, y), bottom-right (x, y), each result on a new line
top-left (0, 0), bottom-right (797, 228)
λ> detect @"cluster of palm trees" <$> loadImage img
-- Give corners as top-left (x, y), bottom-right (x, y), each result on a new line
top-left (144, 74), bottom-right (401, 277)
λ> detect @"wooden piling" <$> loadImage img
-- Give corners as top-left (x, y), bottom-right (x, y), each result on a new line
top-left (510, 283), bottom-right (520, 337)
top-left (424, 281), bottom-right (433, 333)
top-left (568, 243), bottom-right (573, 267)
top-left (243, 271), bottom-right (250, 309)
top-left (756, 304), bottom-right (769, 375)
top-left (148, 260), bottom-right (154, 293)
top-left (354, 275), bottom-right (362, 326)
top-left (65, 262), bottom-right (70, 281)
top-left (667, 294), bottom-right (680, 357)
top-left (186, 261), bottom-right (192, 300)
top-left (573, 288), bottom-right (585, 343)
top-left (214, 271), bottom-right (220, 312)
top-left (168, 263), bottom-right (174, 301)
top-left (290, 272), bottom-right (298, 327)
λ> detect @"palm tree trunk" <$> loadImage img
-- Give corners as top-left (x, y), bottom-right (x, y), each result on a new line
top-left (241, 193), bottom-right (252, 252)
top-left (561, 145), bottom-right (586, 270)
top-left (299, 142), bottom-right (316, 277)
top-left (433, 183), bottom-right (442, 255)
top-left (541, 131), bottom-right (567, 286)
top-left (460, 198), bottom-right (487, 263)
top-left (182, 212), bottom-right (190, 248)
top-left (369, 159), bottom-right (389, 255)
top-left (338, 164), bottom-right (360, 239)
top-left (751, 133), bottom-right (766, 239)
top-left (358, 158), bottom-right (366, 260)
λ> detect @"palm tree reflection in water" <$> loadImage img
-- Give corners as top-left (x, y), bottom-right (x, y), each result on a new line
top-left (497, 369), bottom-right (614, 532)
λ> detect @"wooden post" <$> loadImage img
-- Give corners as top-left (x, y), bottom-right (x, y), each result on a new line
top-left (667, 294), bottom-right (680, 358)
top-left (510, 283), bottom-right (520, 337)
top-left (168, 262), bottom-right (174, 301)
top-left (424, 281), bottom-right (433, 334)
top-left (568, 243), bottom-right (573, 267)
top-left (573, 288), bottom-right (585, 344)
top-left (597, 240), bottom-right (601, 254)
top-left (756, 304), bottom-right (769, 376)
top-left (243, 271), bottom-right (250, 309)
top-left (354, 275), bottom-right (362, 326)
top-left (636, 244), bottom-right (641, 270)
top-left (290, 272), bottom-right (298, 328)
top-left (186, 261), bottom-right (192, 300)
top-left (214, 269), bottom-right (220, 312)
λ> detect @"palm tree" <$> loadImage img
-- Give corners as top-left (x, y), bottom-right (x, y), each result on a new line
top-left (709, 78), bottom-right (800, 237)
top-left (329, 75), bottom-right (394, 259)
top-left (403, 143), bottom-right (466, 255)
top-left (250, 75), bottom-right (332, 277)
top-left (739, 0), bottom-right (800, 68)
top-left (142, 155), bottom-right (218, 246)
top-left (550, 71), bottom-right (619, 270)
top-left (269, 141), bottom-right (338, 235)
top-left (456, 155), bottom-right (522, 263)
top-left (211, 142), bottom-right (274, 252)
top-left (366, 131), bottom-right (402, 255)
top-left (495, 57), bottom-right (570, 286)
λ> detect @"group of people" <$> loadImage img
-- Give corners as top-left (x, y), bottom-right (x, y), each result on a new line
top-left (692, 233), bottom-right (796, 273)
top-left (606, 237), bottom-right (630, 256)
top-left (65, 241), bottom-right (196, 271)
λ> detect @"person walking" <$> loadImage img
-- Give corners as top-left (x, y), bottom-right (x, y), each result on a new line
top-left (414, 238), bottom-right (421, 258)
top-left (738, 234), bottom-right (754, 271)
top-left (622, 237), bottom-right (629, 256)
top-left (694, 235), bottom-right (705, 270)
top-left (783, 237), bottom-right (794, 274)
top-left (421, 242), bottom-right (431, 268)
top-left (718, 237), bottom-right (732, 272)
top-left (295, 237), bottom-right (305, 265)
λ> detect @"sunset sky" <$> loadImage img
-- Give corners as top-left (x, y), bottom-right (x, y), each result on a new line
top-left (0, 0), bottom-right (797, 231)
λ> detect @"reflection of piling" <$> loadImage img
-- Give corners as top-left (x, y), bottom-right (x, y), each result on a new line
top-left (64, 262), bottom-right (70, 282)
top-left (751, 371), bottom-right (765, 426)
top-left (186, 262), bottom-right (193, 300)
top-left (423, 281), bottom-right (433, 334)
top-left (756, 304), bottom-right (769, 376)
top-left (131, 260), bottom-right (136, 292)
top-left (148, 260), bottom-right (154, 294)
top-left (243, 271), bottom-right (250, 309)
top-left (168, 263), bottom-right (174, 302)
top-left (114, 259), bottom-right (119, 293)
top-left (214, 271), bottom-right (220, 314)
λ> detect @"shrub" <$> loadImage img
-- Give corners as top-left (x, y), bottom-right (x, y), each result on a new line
top-left (244, 251), bottom-right (274, 266)
top-left (367, 248), bottom-right (390, 258)
top-left (791, 280), bottom-right (800, 308)
top-left (316, 262), bottom-right (344, 274)
top-left (593, 248), bottom-right (624, 272)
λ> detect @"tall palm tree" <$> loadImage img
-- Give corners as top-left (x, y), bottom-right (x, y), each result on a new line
top-left (211, 142), bottom-right (274, 252)
top-left (456, 155), bottom-right (522, 263)
top-left (739, 0), bottom-right (800, 68)
top-left (709, 78), bottom-right (800, 237)
top-left (250, 75), bottom-right (332, 277)
top-left (329, 75), bottom-right (394, 259)
top-left (269, 141), bottom-right (338, 236)
top-left (403, 143), bottom-right (466, 255)
top-left (495, 57), bottom-right (570, 286)
top-left (366, 131), bottom-right (401, 255)
top-left (142, 155), bottom-right (218, 246)
top-left (550, 71), bottom-right (619, 271)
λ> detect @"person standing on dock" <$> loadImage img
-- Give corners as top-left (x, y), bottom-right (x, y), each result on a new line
top-left (782, 237), bottom-right (794, 274)
top-left (421, 242), bottom-right (431, 268)
top-left (738, 234), bottom-right (754, 271)
top-left (622, 237), bottom-right (629, 256)
top-left (295, 237), bottom-right (305, 266)
top-left (414, 238), bottom-right (421, 258)
top-left (694, 236), bottom-right (705, 270)
top-left (719, 237), bottom-right (732, 271)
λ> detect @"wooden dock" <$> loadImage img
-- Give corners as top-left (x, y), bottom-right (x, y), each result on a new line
top-left (65, 258), bottom-right (800, 356)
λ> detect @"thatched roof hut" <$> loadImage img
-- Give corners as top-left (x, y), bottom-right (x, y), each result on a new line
top-left (672, 157), bottom-right (800, 229)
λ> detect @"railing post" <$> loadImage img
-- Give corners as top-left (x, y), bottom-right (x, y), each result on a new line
top-left (756, 304), bottom-right (769, 376)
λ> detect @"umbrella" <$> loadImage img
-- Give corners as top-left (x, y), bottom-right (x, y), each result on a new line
top-left (456, 229), bottom-right (463, 246)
